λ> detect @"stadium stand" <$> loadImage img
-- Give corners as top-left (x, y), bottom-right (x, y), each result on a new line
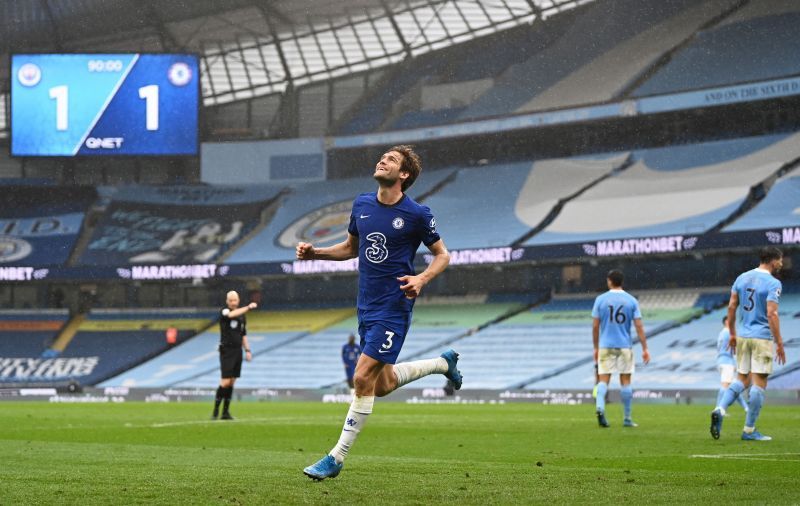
top-left (77, 184), bottom-right (283, 266)
top-left (458, 0), bottom-right (701, 122)
top-left (528, 292), bottom-right (797, 390)
top-left (207, 300), bottom-right (528, 389)
top-left (227, 169), bottom-right (454, 264)
top-left (527, 133), bottom-right (800, 246)
top-left (516, 0), bottom-right (739, 113)
top-left (101, 308), bottom-right (353, 387)
top-left (633, 0), bottom-right (800, 97)
top-left (420, 162), bottom-right (535, 250)
top-left (0, 186), bottom-right (97, 265)
top-left (343, 0), bottom-right (750, 131)
top-left (55, 309), bottom-right (218, 385)
top-left (0, 310), bottom-right (68, 362)
top-left (723, 173), bottom-right (800, 232)
top-left (509, 290), bottom-right (729, 390)
top-left (415, 154), bottom-right (626, 250)
top-left (513, 153), bottom-right (630, 235)
top-left (766, 291), bottom-right (800, 389)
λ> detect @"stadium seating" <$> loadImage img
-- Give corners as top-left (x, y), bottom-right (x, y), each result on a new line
top-left (0, 186), bottom-right (96, 265)
top-left (527, 133), bottom-right (800, 245)
top-left (409, 290), bottom-right (720, 389)
top-left (633, 0), bottom-right (800, 97)
top-left (226, 169), bottom-right (454, 264)
top-left (530, 292), bottom-right (797, 390)
top-left (419, 162), bottom-right (534, 250)
top-left (459, 0), bottom-right (699, 121)
top-left (101, 308), bottom-right (354, 387)
top-left (200, 301), bottom-right (527, 389)
top-left (724, 174), bottom-right (800, 232)
top-left (78, 184), bottom-right (283, 266)
top-left (0, 310), bottom-right (68, 361)
top-left (515, 0), bottom-right (738, 112)
top-left (415, 154), bottom-right (630, 250)
top-left (513, 153), bottom-right (630, 233)
top-left (58, 309), bottom-right (218, 385)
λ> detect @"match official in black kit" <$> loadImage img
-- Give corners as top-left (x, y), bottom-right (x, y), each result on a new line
top-left (212, 290), bottom-right (256, 420)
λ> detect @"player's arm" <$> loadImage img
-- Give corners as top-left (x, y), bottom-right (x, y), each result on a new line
top-left (767, 300), bottom-right (785, 365)
top-left (242, 335), bottom-right (252, 362)
top-left (398, 239), bottom-right (450, 299)
top-left (634, 318), bottom-right (650, 364)
top-left (223, 302), bottom-right (257, 320)
top-left (296, 233), bottom-right (358, 261)
top-left (592, 317), bottom-right (600, 363)
top-left (726, 292), bottom-right (739, 352)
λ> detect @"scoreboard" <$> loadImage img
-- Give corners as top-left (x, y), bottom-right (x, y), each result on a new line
top-left (11, 54), bottom-right (199, 156)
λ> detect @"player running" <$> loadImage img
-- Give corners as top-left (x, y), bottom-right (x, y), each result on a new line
top-left (711, 247), bottom-right (785, 441)
top-left (342, 333), bottom-right (362, 393)
top-left (298, 145), bottom-right (462, 480)
top-left (715, 315), bottom-right (748, 413)
top-left (211, 291), bottom-right (255, 420)
top-left (592, 270), bottom-right (650, 428)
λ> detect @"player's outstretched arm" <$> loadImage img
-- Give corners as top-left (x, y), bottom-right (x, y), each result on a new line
top-left (726, 292), bottom-right (739, 352)
top-left (296, 234), bottom-right (358, 261)
top-left (767, 301), bottom-right (786, 365)
top-left (224, 302), bottom-right (257, 319)
top-left (398, 239), bottom-right (450, 299)
top-left (634, 318), bottom-right (650, 364)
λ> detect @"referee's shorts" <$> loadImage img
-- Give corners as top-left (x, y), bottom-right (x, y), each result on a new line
top-left (219, 346), bottom-right (243, 378)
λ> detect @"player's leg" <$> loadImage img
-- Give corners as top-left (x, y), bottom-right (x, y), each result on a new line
top-left (213, 352), bottom-right (233, 418)
top-left (376, 351), bottom-right (461, 396)
top-left (305, 323), bottom-right (387, 480)
top-left (712, 338), bottom-right (751, 438)
top-left (620, 373), bottom-right (636, 427)
top-left (595, 348), bottom-right (612, 427)
top-left (221, 351), bottom-right (242, 420)
top-left (742, 340), bottom-right (774, 440)
top-left (221, 377), bottom-right (237, 419)
top-left (717, 339), bottom-right (751, 413)
top-left (213, 378), bottom-right (226, 419)
top-left (619, 348), bottom-right (636, 426)
top-left (717, 364), bottom-right (730, 408)
top-left (346, 367), bottom-right (355, 394)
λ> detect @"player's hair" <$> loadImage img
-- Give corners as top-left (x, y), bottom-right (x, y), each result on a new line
top-left (389, 145), bottom-right (422, 192)
top-left (607, 269), bottom-right (624, 288)
top-left (722, 315), bottom-right (728, 325)
top-left (759, 246), bottom-right (782, 264)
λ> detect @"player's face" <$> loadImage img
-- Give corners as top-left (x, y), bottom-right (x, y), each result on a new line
top-left (226, 293), bottom-right (240, 310)
top-left (769, 256), bottom-right (783, 275)
top-left (374, 151), bottom-right (407, 188)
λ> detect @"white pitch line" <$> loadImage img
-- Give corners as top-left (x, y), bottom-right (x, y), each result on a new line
top-left (691, 452), bottom-right (800, 462)
top-left (125, 416), bottom-right (313, 429)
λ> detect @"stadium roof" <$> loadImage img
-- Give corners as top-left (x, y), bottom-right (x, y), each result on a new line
top-left (0, 0), bottom-right (593, 137)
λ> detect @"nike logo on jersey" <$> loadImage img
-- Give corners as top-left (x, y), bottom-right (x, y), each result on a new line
top-left (378, 349), bottom-right (391, 354)
top-left (360, 214), bottom-right (370, 219)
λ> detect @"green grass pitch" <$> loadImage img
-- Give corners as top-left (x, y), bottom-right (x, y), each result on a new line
top-left (1, 401), bottom-right (799, 504)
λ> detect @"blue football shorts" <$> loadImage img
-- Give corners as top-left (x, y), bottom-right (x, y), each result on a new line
top-left (357, 310), bottom-right (411, 365)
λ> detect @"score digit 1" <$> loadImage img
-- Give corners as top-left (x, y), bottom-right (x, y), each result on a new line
top-left (49, 85), bottom-right (69, 131)
top-left (138, 85), bottom-right (159, 131)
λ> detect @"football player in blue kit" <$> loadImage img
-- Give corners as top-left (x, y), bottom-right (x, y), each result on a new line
top-left (342, 333), bottom-right (361, 392)
top-left (298, 145), bottom-right (462, 480)
top-left (711, 247), bottom-right (786, 441)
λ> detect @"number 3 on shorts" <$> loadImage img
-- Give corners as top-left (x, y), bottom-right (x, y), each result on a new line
top-left (382, 331), bottom-right (395, 350)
